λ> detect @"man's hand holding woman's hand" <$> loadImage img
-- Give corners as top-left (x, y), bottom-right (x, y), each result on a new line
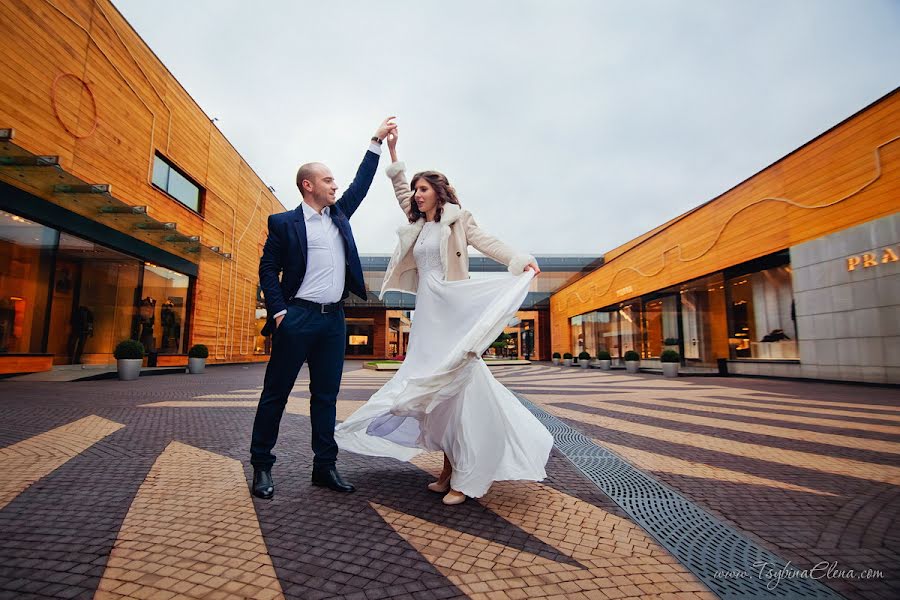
top-left (374, 117), bottom-right (397, 143)
top-left (526, 263), bottom-right (541, 276)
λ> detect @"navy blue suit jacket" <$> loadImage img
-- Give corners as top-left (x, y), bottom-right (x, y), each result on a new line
top-left (259, 149), bottom-right (379, 335)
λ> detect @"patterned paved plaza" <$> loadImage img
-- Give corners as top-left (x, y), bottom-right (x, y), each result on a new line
top-left (0, 363), bottom-right (896, 600)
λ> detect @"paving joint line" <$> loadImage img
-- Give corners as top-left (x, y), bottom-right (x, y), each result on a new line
top-left (516, 393), bottom-right (847, 600)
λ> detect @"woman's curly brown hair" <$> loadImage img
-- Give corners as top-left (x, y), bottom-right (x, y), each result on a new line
top-left (408, 171), bottom-right (461, 223)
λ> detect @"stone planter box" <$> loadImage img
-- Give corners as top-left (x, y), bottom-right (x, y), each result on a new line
top-left (563, 359), bottom-right (573, 367)
top-left (598, 359), bottom-right (611, 370)
top-left (580, 360), bottom-right (590, 369)
top-left (117, 358), bottom-right (142, 381)
top-left (552, 358), bottom-right (560, 365)
top-left (625, 361), bottom-right (640, 374)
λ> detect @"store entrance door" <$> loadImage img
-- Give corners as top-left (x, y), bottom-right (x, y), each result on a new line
top-left (681, 292), bottom-right (702, 360)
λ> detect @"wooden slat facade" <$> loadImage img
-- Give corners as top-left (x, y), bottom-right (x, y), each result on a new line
top-left (0, 0), bottom-right (286, 367)
top-left (551, 89), bottom-right (900, 355)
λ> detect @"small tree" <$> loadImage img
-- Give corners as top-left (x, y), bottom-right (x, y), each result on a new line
top-left (597, 349), bottom-right (611, 360)
top-left (114, 339), bottom-right (144, 360)
top-left (563, 352), bottom-right (573, 360)
top-left (660, 349), bottom-right (680, 363)
top-left (552, 352), bottom-right (561, 359)
top-left (188, 344), bottom-right (209, 359)
top-left (578, 351), bottom-right (591, 361)
top-left (624, 350), bottom-right (640, 362)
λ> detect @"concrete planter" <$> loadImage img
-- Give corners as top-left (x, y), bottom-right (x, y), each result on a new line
top-left (117, 358), bottom-right (142, 381)
top-left (552, 358), bottom-right (560, 365)
top-left (662, 363), bottom-right (679, 377)
top-left (563, 359), bottom-right (573, 367)
top-left (598, 359), bottom-right (611, 370)
top-left (580, 360), bottom-right (590, 369)
top-left (188, 357), bottom-right (206, 374)
top-left (625, 360), bottom-right (640, 374)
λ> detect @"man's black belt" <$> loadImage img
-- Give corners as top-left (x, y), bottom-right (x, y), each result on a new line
top-left (291, 297), bottom-right (344, 314)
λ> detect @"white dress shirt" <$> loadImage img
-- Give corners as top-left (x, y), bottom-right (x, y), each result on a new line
top-left (294, 201), bottom-right (346, 304)
top-left (273, 142), bottom-right (381, 320)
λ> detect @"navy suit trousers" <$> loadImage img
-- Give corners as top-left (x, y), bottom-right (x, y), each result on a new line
top-left (250, 303), bottom-right (346, 469)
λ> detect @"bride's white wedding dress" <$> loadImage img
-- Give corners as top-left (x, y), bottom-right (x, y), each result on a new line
top-left (335, 221), bottom-right (553, 498)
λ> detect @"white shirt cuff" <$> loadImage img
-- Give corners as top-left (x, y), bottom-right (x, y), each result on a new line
top-left (368, 142), bottom-right (383, 155)
top-left (273, 309), bottom-right (287, 319)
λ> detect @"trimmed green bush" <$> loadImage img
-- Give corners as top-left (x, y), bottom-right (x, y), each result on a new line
top-left (114, 339), bottom-right (144, 360)
top-left (563, 352), bottom-right (573, 359)
top-left (597, 349), bottom-right (611, 360)
top-left (578, 351), bottom-right (591, 360)
top-left (663, 337), bottom-right (680, 346)
top-left (623, 350), bottom-right (640, 362)
top-left (188, 344), bottom-right (209, 359)
top-left (552, 352), bottom-right (561, 359)
top-left (660, 349), bottom-right (680, 363)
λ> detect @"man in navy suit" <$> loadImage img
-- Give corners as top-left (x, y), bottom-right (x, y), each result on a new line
top-left (251, 117), bottom-right (396, 499)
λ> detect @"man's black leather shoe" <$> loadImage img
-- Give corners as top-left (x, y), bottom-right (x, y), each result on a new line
top-left (311, 466), bottom-right (355, 493)
top-left (252, 468), bottom-right (274, 499)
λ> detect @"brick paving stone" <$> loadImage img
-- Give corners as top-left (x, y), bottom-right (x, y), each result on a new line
top-left (0, 363), bottom-right (897, 598)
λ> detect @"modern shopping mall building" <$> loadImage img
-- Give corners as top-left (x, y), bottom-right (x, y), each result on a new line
top-left (0, 0), bottom-right (287, 374)
top-left (0, 0), bottom-right (595, 375)
top-left (550, 88), bottom-right (899, 384)
top-left (2, 1), bottom-right (896, 383)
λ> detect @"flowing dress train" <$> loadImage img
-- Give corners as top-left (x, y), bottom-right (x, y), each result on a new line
top-left (334, 221), bottom-right (553, 497)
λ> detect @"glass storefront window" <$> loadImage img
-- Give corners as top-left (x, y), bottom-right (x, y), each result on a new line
top-left (643, 296), bottom-right (679, 358)
top-left (619, 302), bottom-right (641, 358)
top-left (138, 264), bottom-right (190, 354)
top-left (254, 286), bottom-right (270, 355)
top-left (47, 233), bottom-right (142, 364)
top-left (727, 265), bottom-right (798, 359)
top-left (346, 318), bottom-right (375, 356)
top-left (570, 314), bottom-right (584, 358)
top-left (0, 210), bottom-right (57, 354)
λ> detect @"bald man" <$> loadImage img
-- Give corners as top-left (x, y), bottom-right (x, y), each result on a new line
top-left (251, 117), bottom-right (396, 499)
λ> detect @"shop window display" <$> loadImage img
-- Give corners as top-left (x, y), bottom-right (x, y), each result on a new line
top-left (727, 265), bottom-right (797, 359)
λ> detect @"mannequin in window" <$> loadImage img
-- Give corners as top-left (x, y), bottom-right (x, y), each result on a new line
top-left (139, 297), bottom-right (156, 354)
top-left (160, 299), bottom-right (180, 353)
top-left (69, 305), bottom-right (94, 364)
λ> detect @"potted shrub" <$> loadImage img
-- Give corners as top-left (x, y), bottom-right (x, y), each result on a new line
top-left (552, 352), bottom-right (561, 366)
top-left (663, 337), bottom-right (680, 351)
top-left (114, 339), bottom-right (144, 381)
top-left (578, 351), bottom-right (591, 368)
top-left (661, 349), bottom-right (680, 377)
top-left (187, 344), bottom-right (209, 374)
top-left (597, 349), bottom-right (612, 370)
top-left (563, 352), bottom-right (573, 367)
top-left (624, 350), bottom-right (641, 374)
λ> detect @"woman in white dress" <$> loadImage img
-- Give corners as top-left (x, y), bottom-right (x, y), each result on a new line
top-left (335, 128), bottom-right (554, 505)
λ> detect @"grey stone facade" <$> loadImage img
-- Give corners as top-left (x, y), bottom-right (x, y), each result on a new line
top-left (782, 213), bottom-right (898, 384)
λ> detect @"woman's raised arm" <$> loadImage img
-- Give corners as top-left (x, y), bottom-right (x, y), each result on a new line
top-left (385, 127), bottom-right (414, 217)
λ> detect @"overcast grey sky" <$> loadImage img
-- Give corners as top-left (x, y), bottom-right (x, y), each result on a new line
top-left (112, 0), bottom-right (899, 256)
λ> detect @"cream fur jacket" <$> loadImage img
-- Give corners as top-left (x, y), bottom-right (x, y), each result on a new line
top-left (379, 161), bottom-right (536, 299)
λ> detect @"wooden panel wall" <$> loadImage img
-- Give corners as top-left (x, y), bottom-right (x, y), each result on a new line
top-left (551, 90), bottom-right (900, 355)
top-left (0, 0), bottom-right (287, 364)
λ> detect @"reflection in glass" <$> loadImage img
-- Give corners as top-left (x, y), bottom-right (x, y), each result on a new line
top-left (139, 264), bottom-right (190, 354)
top-left (0, 210), bottom-right (57, 353)
top-left (727, 265), bottom-right (797, 359)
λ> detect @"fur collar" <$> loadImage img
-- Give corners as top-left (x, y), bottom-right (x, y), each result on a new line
top-left (395, 203), bottom-right (462, 240)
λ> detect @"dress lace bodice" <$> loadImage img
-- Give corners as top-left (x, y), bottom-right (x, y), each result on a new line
top-left (413, 222), bottom-right (443, 277)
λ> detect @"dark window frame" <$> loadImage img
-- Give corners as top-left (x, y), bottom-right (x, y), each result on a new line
top-left (151, 153), bottom-right (205, 215)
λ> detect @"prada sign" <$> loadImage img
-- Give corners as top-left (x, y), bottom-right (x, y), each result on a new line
top-left (846, 246), bottom-right (898, 271)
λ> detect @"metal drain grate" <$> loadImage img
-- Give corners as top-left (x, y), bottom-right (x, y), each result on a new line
top-left (519, 395), bottom-right (846, 599)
